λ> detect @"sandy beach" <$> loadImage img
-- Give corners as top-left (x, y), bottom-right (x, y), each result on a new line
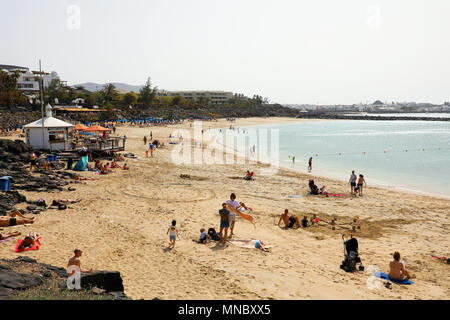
top-left (1, 117), bottom-right (449, 300)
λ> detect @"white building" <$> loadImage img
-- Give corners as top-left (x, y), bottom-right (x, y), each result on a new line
top-left (23, 104), bottom-right (74, 151)
top-left (0, 64), bottom-right (63, 94)
top-left (166, 91), bottom-right (234, 105)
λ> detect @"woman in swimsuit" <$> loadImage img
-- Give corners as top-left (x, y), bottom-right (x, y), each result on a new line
top-left (357, 174), bottom-right (367, 196)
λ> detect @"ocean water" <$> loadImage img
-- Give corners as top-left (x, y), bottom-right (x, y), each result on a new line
top-left (345, 113), bottom-right (450, 118)
top-left (214, 120), bottom-right (450, 197)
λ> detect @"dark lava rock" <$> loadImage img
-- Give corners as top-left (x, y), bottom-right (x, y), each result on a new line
top-left (80, 271), bottom-right (125, 292)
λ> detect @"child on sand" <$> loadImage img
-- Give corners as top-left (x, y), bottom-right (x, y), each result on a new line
top-left (167, 220), bottom-right (179, 248)
top-left (199, 228), bottom-right (212, 243)
top-left (255, 240), bottom-right (269, 252)
top-left (301, 216), bottom-right (308, 228)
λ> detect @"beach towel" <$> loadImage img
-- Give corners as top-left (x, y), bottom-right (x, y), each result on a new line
top-left (0, 237), bottom-right (15, 243)
top-left (374, 271), bottom-right (414, 285)
top-left (73, 156), bottom-right (89, 171)
top-left (15, 238), bottom-right (42, 253)
top-left (228, 239), bottom-right (273, 249)
top-left (328, 193), bottom-right (346, 197)
top-left (287, 195), bottom-right (305, 198)
top-left (228, 204), bottom-right (255, 226)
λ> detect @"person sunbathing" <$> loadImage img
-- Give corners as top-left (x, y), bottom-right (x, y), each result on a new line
top-left (0, 231), bottom-right (21, 240)
top-left (389, 252), bottom-right (411, 281)
top-left (0, 216), bottom-right (35, 226)
top-left (111, 159), bottom-right (120, 168)
top-left (8, 211), bottom-right (35, 220)
top-left (278, 209), bottom-right (300, 228)
top-left (17, 233), bottom-right (39, 251)
top-left (52, 199), bottom-right (81, 206)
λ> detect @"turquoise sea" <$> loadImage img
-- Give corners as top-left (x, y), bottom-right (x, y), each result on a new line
top-left (215, 120), bottom-right (450, 197)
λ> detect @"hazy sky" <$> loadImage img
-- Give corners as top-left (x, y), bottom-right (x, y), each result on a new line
top-left (1, 0), bottom-right (449, 104)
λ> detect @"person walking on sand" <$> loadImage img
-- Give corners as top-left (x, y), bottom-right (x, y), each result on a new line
top-left (357, 174), bottom-right (367, 196)
top-left (226, 193), bottom-right (242, 236)
top-left (349, 170), bottom-right (357, 194)
top-left (308, 157), bottom-right (313, 172)
top-left (219, 203), bottom-right (231, 244)
top-left (67, 249), bottom-right (92, 276)
top-left (143, 136), bottom-right (147, 145)
top-left (167, 220), bottom-right (179, 248)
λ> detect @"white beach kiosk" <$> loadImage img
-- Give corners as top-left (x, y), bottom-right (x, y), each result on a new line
top-left (24, 104), bottom-right (75, 151)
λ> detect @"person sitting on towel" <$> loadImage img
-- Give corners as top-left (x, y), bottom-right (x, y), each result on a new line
top-left (199, 228), bottom-right (212, 243)
top-left (123, 163), bottom-right (129, 170)
top-left (278, 209), bottom-right (300, 229)
top-left (319, 186), bottom-right (328, 195)
top-left (389, 252), bottom-right (411, 281)
top-left (244, 171), bottom-right (254, 181)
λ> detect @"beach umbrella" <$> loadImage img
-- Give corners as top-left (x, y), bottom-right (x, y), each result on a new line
top-left (75, 123), bottom-right (89, 131)
top-left (84, 124), bottom-right (110, 132)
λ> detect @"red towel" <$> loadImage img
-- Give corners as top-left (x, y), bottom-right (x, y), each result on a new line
top-left (15, 238), bottom-right (42, 253)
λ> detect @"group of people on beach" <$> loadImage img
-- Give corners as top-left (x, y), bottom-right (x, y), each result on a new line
top-left (349, 170), bottom-right (367, 196)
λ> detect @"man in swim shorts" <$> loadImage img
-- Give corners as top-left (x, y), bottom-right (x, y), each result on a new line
top-left (0, 216), bottom-right (35, 226)
top-left (219, 203), bottom-right (231, 244)
top-left (349, 170), bottom-right (357, 194)
top-left (278, 209), bottom-right (300, 228)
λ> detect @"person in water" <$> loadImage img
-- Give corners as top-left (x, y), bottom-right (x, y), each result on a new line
top-left (388, 252), bottom-right (411, 281)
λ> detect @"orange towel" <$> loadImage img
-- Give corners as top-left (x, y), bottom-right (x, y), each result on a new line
top-left (228, 205), bottom-right (255, 226)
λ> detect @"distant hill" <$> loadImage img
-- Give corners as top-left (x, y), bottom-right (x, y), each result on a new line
top-left (71, 82), bottom-right (144, 93)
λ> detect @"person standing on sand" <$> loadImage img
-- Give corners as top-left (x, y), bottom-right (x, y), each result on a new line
top-left (167, 220), bottom-right (179, 248)
top-left (67, 249), bottom-right (92, 276)
top-left (349, 170), bottom-right (357, 194)
top-left (144, 136), bottom-right (147, 145)
top-left (149, 142), bottom-right (154, 157)
top-left (292, 156), bottom-right (295, 163)
top-left (357, 174), bottom-right (367, 196)
top-left (308, 157), bottom-right (313, 172)
top-left (29, 152), bottom-right (38, 171)
top-left (226, 193), bottom-right (242, 236)
top-left (219, 203), bottom-right (231, 244)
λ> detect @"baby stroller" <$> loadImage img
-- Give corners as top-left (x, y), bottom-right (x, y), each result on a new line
top-left (309, 179), bottom-right (319, 195)
top-left (340, 235), bottom-right (364, 272)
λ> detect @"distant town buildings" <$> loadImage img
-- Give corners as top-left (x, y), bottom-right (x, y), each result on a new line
top-left (166, 90), bottom-right (234, 105)
top-left (0, 64), bottom-right (65, 94)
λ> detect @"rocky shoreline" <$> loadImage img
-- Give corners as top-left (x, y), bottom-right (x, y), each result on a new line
top-left (0, 256), bottom-right (131, 300)
top-left (0, 140), bottom-right (79, 215)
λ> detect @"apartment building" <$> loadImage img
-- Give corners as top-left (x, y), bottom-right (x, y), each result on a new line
top-left (166, 90), bottom-right (234, 105)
